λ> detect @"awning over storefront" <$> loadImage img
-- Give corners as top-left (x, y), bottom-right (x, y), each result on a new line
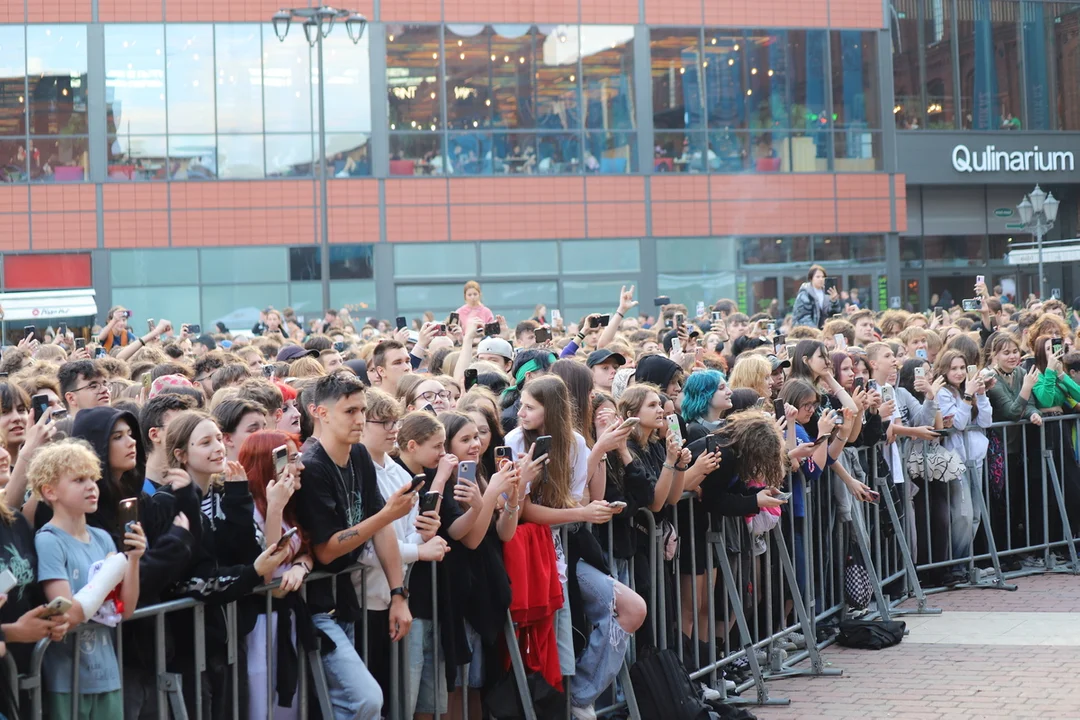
top-left (0, 289), bottom-right (97, 322)
top-left (1007, 239), bottom-right (1080, 266)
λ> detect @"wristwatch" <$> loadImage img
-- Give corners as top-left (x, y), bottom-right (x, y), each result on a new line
top-left (389, 586), bottom-right (410, 601)
top-left (962, 393), bottom-right (973, 402)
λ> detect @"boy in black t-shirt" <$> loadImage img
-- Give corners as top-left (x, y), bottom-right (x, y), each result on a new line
top-left (295, 373), bottom-right (418, 719)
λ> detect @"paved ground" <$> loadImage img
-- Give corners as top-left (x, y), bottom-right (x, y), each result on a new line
top-left (752, 573), bottom-right (1080, 719)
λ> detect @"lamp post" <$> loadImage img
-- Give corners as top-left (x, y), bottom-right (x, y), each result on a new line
top-left (271, 7), bottom-right (367, 311)
top-left (1016, 184), bottom-right (1060, 300)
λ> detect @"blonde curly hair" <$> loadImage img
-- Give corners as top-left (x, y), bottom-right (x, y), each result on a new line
top-left (27, 438), bottom-right (102, 500)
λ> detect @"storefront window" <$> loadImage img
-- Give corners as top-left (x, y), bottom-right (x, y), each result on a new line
top-left (958, 0), bottom-right (1022, 130)
top-left (1031, 1), bottom-right (1080, 130)
top-left (923, 235), bottom-right (984, 266)
top-left (892, 0), bottom-right (926, 128)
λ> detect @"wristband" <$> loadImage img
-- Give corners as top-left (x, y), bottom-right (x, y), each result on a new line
top-left (663, 462), bottom-right (677, 471)
top-left (613, 311), bottom-right (624, 318)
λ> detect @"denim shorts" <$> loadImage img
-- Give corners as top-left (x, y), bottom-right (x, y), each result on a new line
top-left (455, 621), bottom-right (484, 688)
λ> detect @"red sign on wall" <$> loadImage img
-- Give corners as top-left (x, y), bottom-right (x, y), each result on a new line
top-left (4, 254), bottom-right (92, 290)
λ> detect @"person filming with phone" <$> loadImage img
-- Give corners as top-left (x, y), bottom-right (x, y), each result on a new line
top-left (792, 265), bottom-right (841, 329)
top-left (97, 306), bottom-right (138, 353)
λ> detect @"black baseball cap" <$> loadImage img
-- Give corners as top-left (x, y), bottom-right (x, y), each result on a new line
top-left (587, 349), bottom-right (627, 368)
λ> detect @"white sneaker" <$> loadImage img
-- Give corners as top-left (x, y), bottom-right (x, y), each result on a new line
top-left (570, 705), bottom-right (597, 720)
top-left (786, 631), bottom-right (807, 649)
top-left (702, 685), bottom-right (725, 700)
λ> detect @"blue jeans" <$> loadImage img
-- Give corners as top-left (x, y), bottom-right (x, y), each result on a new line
top-left (311, 614), bottom-right (383, 720)
top-left (405, 618), bottom-right (447, 716)
top-left (569, 562), bottom-right (629, 709)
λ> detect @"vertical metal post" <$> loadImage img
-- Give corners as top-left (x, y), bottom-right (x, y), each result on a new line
top-left (316, 30), bottom-right (332, 310)
top-left (1036, 224), bottom-right (1044, 299)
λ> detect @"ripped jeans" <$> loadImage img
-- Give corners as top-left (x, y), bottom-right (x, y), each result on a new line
top-left (568, 562), bottom-right (630, 709)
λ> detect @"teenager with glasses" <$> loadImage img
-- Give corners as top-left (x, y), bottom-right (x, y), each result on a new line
top-left (58, 360), bottom-right (111, 419)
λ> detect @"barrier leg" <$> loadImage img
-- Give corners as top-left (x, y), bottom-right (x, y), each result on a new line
top-left (307, 642), bottom-right (335, 720)
top-left (503, 611), bottom-right (538, 720)
top-left (870, 472), bottom-right (940, 614)
top-left (956, 465), bottom-right (1018, 591)
top-left (1043, 448), bottom-right (1080, 574)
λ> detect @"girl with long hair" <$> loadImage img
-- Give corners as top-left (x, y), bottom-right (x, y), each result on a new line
top-left (728, 354), bottom-right (772, 403)
top-left (507, 375), bottom-right (646, 718)
top-left (680, 369), bottom-right (732, 442)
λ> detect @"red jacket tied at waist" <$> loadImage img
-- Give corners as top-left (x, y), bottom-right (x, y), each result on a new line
top-left (502, 522), bottom-right (563, 691)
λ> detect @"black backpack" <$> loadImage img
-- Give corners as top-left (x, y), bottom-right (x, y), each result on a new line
top-left (629, 648), bottom-right (712, 720)
top-left (836, 619), bottom-right (906, 650)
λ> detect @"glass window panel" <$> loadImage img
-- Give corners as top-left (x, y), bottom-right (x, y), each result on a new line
top-left (113, 286), bottom-right (201, 329)
top-left (831, 31), bottom-right (879, 129)
top-left (491, 27), bottom-right (543, 130)
top-left (0, 28), bottom-right (26, 137)
top-left (262, 26), bottom-right (312, 133)
top-left (167, 135), bottom-right (217, 179)
top-left (479, 280), bottom-right (558, 308)
top-left (330, 279), bottom-right (376, 310)
top-left (326, 133), bottom-right (370, 176)
top-left (958, 0), bottom-right (1021, 130)
top-left (833, 130), bottom-right (881, 171)
top-left (561, 239), bottom-right (639, 273)
top-left (564, 278), bottom-right (636, 305)
top-left (396, 283), bottom-right (471, 312)
top-left (900, 237), bottom-right (923, 268)
top-left (922, 235), bottom-right (984, 266)
top-left (536, 132), bottom-right (581, 173)
top-left (582, 26), bottom-right (635, 132)
top-left (202, 283), bottom-right (287, 329)
top-left (217, 134), bottom-right (264, 178)
top-left (26, 26), bottom-right (87, 136)
top-left (388, 133), bottom-right (443, 174)
top-left (789, 30), bottom-right (829, 163)
top-left (267, 133), bottom-right (314, 177)
top-left (481, 241), bottom-right (558, 275)
top-left (395, 243), bottom-right (477, 278)
top-left (654, 130), bottom-right (707, 172)
top-left (289, 281), bottom-right (322, 316)
top-left (706, 129), bottom-right (749, 171)
top-left (111, 249), bottom-right (199, 286)
top-left (329, 245), bottom-right (374, 279)
top-left (657, 272), bottom-right (738, 310)
top-left (814, 236), bottom-right (884, 264)
top-left (387, 25), bottom-right (442, 130)
top-left (534, 25), bottom-right (578, 133)
top-left (657, 238), bottom-right (737, 272)
top-left (585, 131), bottom-right (636, 172)
top-left (1033, 1), bottom-right (1078, 130)
top-left (448, 132), bottom-right (493, 174)
top-left (892, 0), bottom-right (925, 128)
top-left (322, 30), bottom-right (372, 133)
top-left (651, 30), bottom-right (704, 131)
top-left (105, 25), bottom-right (166, 136)
top-left (0, 139), bottom-right (28, 181)
top-left (924, 0), bottom-right (956, 128)
top-left (989, 233), bottom-right (1015, 262)
top-left (704, 32), bottom-right (748, 130)
top-left (444, 26), bottom-right (498, 129)
top-left (215, 24), bottom-right (263, 133)
top-left (746, 31), bottom-right (789, 129)
top-left (108, 135), bottom-right (167, 180)
top-left (200, 247), bottom-right (287, 284)
top-left (166, 25), bottom-right (215, 134)
top-left (749, 277), bottom-right (779, 314)
top-left (289, 247), bottom-right (320, 281)
top-left (739, 237), bottom-right (811, 265)
top-left (31, 136), bottom-right (88, 181)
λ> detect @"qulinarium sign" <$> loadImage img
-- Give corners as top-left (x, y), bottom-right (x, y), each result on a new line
top-left (952, 144), bottom-right (1076, 173)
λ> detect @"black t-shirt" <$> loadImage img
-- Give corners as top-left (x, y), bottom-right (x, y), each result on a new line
top-left (295, 440), bottom-right (386, 621)
top-left (0, 512), bottom-right (43, 669)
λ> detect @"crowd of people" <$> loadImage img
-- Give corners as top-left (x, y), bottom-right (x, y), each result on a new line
top-left (0, 268), bottom-right (1077, 720)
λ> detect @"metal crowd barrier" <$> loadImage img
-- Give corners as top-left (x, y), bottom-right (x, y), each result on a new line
top-left (8, 417), bottom-right (1080, 719)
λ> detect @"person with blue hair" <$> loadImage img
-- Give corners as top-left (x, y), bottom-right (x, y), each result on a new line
top-left (680, 369), bottom-right (733, 443)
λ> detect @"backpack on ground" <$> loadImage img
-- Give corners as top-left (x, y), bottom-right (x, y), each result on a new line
top-left (836, 619), bottom-right (906, 649)
top-left (629, 648), bottom-right (712, 720)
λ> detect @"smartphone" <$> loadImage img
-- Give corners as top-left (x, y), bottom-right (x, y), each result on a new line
top-left (767, 322), bottom-right (776, 336)
top-left (775, 491), bottom-right (793, 502)
top-left (274, 527), bottom-right (299, 552)
top-left (754, 397), bottom-right (767, 411)
top-left (51, 408), bottom-right (68, 421)
top-left (867, 490), bottom-right (880, 503)
top-left (591, 315), bottom-right (610, 328)
top-left (262, 364), bottom-right (275, 378)
top-left (31, 394), bottom-right (50, 423)
top-left (786, 343), bottom-right (797, 358)
top-left (915, 348), bottom-right (927, 360)
top-left (671, 337), bottom-right (682, 354)
top-left (1021, 357), bottom-right (1036, 372)
top-left (934, 306), bottom-right (943, 316)
top-left (447, 312), bottom-right (459, 327)
top-left (551, 309), bottom-right (562, 324)
top-left (272, 444), bottom-right (288, 477)
top-left (880, 385), bottom-right (894, 404)
top-left (396, 316), bottom-right (407, 330)
top-left (534, 326), bottom-right (551, 344)
top-left (23, 325), bottom-right (34, 339)
top-left (607, 501), bottom-right (627, 510)
top-left (966, 364), bottom-right (978, 378)
top-left (435, 323), bottom-right (447, 335)
top-left (146, 319), bottom-right (155, 332)
top-left (484, 321), bottom-right (501, 337)
top-left (464, 368), bottom-right (478, 391)
top-left (457, 460), bottom-right (477, 483)
top-left (1052, 337), bottom-right (1064, 355)
top-left (333, 341), bottom-right (345, 353)
top-left (142, 373), bottom-right (152, 390)
top-left (75, 338), bottom-right (86, 350)
top-left (666, 414), bottom-right (682, 444)
top-left (95, 348), bottom-right (107, 359)
top-left (654, 296), bottom-right (671, 307)
top-left (408, 474), bottom-right (427, 494)
top-left (833, 333), bottom-right (847, 350)
top-left (853, 377), bottom-right (865, 390)
top-left (773, 398), bottom-right (786, 420)
top-left (711, 311), bottom-right (722, 323)
top-left (823, 278), bottom-right (837, 293)
top-left (188, 324), bottom-right (201, 335)
top-left (811, 435), bottom-right (828, 447)
top-left (532, 435), bottom-right (552, 460)
top-left (976, 275), bottom-right (985, 286)
top-left (422, 403), bottom-right (435, 415)
top-left (58, 322), bottom-right (68, 336)
top-left (0, 568), bottom-right (17, 595)
top-left (961, 298), bottom-right (980, 312)
top-left (494, 446), bottom-right (514, 463)
top-left (420, 491), bottom-right (441, 514)
top-left (914, 366), bottom-right (925, 378)
top-left (119, 497), bottom-right (139, 532)
top-left (706, 434), bottom-right (720, 454)
top-left (621, 417), bottom-right (641, 429)
top-left (674, 313), bottom-right (685, 327)
top-left (41, 596), bottom-right (73, 619)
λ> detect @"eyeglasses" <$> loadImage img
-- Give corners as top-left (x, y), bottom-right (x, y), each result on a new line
top-left (418, 390), bottom-right (451, 402)
top-left (74, 380), bottom-right (107, 393)
top-left (367, 418), bottom-right (401, 431)
top-left (798, 400), bottom-right (818, 412)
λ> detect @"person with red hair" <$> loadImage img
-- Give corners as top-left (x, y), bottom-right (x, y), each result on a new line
top-left (274, 381), bottom-right (301, 435)
top-left (239, 429), bottom-right (313, 720)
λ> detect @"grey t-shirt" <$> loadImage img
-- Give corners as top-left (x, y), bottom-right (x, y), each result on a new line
top-left (35, 524), bottom-right (122, 694)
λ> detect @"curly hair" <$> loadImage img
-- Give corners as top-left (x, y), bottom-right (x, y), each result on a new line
top-left (715, 410), bottom-right (786, 489)
top-left (28, 438), bottom-right (102, 499)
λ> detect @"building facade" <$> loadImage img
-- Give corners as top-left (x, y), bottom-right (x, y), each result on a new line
top-left (0, 0), bottom-right (1075, 332)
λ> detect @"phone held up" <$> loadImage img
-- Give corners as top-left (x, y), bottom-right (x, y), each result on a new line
top-left (119, 497), bottom-right (139, 533)
top-left (464, 368), bottom-right (478, 391)
top-left (272, 444), bottom-right (289, 478)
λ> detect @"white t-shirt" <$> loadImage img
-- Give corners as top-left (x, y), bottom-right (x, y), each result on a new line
top-left (504, 427), bottom-right (589, 501)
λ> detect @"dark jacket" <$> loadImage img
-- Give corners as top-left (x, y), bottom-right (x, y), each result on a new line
top-left (792, 282), bottom-right (840, 329)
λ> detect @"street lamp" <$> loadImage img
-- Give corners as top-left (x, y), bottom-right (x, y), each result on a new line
top-left (271, 7), bottom-right (367, 310)
top-left (1016, 184), bottom-right (1060, 299)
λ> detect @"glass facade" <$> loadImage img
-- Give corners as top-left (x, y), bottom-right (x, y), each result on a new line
top-left (891, 0), bottom-right (1080, 130)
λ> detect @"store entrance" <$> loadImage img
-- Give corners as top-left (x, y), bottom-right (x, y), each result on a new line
top-left (746, 268), bottom-right (886, 316)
